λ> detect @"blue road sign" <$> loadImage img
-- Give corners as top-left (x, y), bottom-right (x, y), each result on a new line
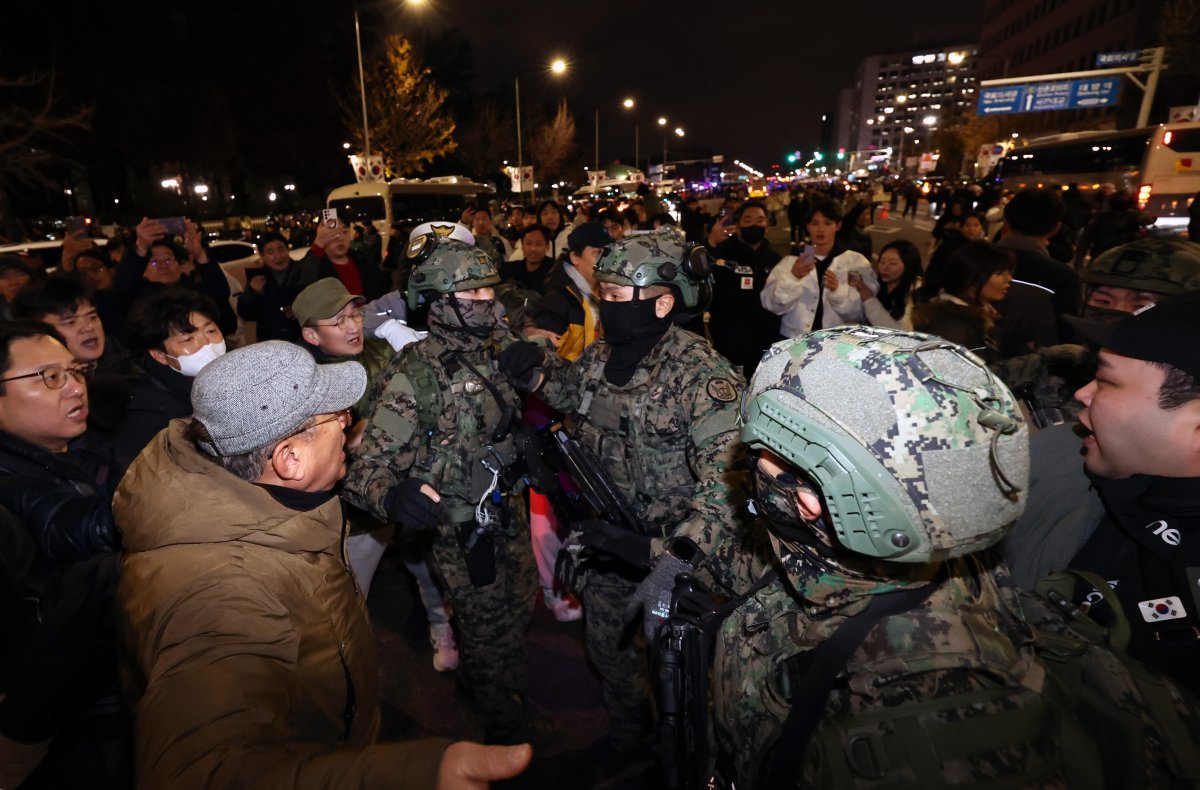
top-left (977, 77), bottom-right (1121, 115)
top-left (1071, 77), bottom-right (1121, 108)
top-left (1096, 50), bottom-right (1142, 67)
top-left (978, 86), bottom-right (1027, 115)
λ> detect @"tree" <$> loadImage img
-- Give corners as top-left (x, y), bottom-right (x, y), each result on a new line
top-left (456, 98), bottom-right (515, 181)
top-left (529, 98), bottom-right (576, 185)
top-left (347, 34), bottom-right (456, 176)
top-left (0, 69), bottom-right (91, 238)
top-left (931, 111), bottom-right (1002, 178)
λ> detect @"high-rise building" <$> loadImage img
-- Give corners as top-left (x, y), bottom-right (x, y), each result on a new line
top-left (978, 0), bottom-right (1164, 133)
top-left (848, 44), bottom-right (979, 162)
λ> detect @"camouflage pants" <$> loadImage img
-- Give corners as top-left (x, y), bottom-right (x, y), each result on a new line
top-left (581, 568), bottom-right (654, 753)
top-left (428, 509), bottom-right (536, 737)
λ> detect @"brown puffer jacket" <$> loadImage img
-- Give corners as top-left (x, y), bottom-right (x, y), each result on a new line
top-left (113, 420), bottom-right (450, 788)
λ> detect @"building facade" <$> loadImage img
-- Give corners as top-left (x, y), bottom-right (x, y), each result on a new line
top-left (847, 44), bottom-right (979, 168)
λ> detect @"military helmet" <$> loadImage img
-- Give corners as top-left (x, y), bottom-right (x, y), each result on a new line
top-left (405, 234), bottom-right (499, 311)
top-left (593, 227), bottom-right (713, 311)
top-left (1083, 238), bottom-right (1200, 295)
top-left (741, 326), bottom-right (1029, 563)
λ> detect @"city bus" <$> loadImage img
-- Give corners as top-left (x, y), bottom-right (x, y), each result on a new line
top-left (992, 121), bottom-right (1200, 235)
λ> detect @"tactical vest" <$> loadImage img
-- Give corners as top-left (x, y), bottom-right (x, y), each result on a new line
top-left (390, 338), bottom-right (520, 527)
top-left (572, 330), bottom-right (709, 537)
top-left (712, 558), bottom-right (1200, 789)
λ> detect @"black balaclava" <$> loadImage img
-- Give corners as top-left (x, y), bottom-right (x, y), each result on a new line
top-left (599, 288), bottom-right (672, 386)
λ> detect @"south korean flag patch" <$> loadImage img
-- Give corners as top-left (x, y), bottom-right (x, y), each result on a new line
top-left (1138, 596), bottom-right (1187, 622)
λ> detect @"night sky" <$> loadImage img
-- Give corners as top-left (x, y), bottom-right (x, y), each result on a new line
top-left (2, 0), bottom-right (981, 211)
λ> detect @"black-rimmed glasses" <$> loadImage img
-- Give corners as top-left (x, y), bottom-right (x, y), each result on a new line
top-left (0, 362), bottom-right (96, 390)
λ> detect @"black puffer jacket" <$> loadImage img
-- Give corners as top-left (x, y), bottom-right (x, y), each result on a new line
top-left (0, 429), bottom-right (120, 563)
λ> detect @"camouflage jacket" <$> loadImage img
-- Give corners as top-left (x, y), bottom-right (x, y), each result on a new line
top-left (539, 325), bottom-right (749, 590)
top-left (342, 328), bottom-right (522, 528)
top-left (712, 551), bottom-right (1047, 789)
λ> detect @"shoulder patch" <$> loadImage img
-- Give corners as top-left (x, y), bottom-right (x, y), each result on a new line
top-left (707, 377), bottom-right (738, 403)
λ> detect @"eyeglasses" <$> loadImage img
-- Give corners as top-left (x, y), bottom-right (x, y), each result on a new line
top-left (0, 362), bottom-right (96, 390)
top-left (148, 258), bottom-right (178, 267)
top-left (311, 309), bottom-right (366, 330)
top-left (279, 409), bottom-right (351, 442)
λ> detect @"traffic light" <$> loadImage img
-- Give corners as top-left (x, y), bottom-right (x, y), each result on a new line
top-left (814, 152), bottom-right (824, 162)
top-left (836, 148), bottom-right (845, 160)
top-left (786, 153), bottom-right (797, 163)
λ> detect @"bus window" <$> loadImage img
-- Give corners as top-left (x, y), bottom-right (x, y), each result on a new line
top-left (328, 196), bottom-right (385, 223)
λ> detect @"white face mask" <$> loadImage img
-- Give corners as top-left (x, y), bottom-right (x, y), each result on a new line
top-left (168, 339), bottom-right (226, 377)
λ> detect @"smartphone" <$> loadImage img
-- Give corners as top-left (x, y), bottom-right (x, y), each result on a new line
top-left (848, 271), bottom-right (863, 285)
top-left (65, 216), bottom-right (88, 235)
top-left (802, 244), bottom-right (816, 260)
top-left (321, 208), bottom-right (339, 229)
top-left (159, 216), bottom-right (187, 236)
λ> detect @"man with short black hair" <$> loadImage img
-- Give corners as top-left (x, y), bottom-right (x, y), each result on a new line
top-left (704, 199), bottom-right (784, 378)
top-left (292, 212), bottom-right (389, 301)
top-left (12, 275), bottom-right (115, 368)
top-left (0, 256), bottom-right (32, 321)
top-left (1000, 188), bottom-right (1082, 320)
top-left (235, 231), bottom-right (301, 342)
top-left (1005, 291), bottom-right (1200, 696)
top-left (114, 340), bottom-right (530, 788)
top-left (112, 218), bottom-right (236, 338)
top-left (107, 288), bottom-right (226, 480)
top-left (0, 320), bottom-right (124, 788)
top-left (500, 225), bottom-right (553, 294)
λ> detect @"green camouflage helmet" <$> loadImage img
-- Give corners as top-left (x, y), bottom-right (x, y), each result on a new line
top-left (1083, 238), bottom-right (1200, 295)
top-left (405, 234), bottom-right (500, 311)
top-left (593, 228), bottom-right (712, 310)
top-left (741, 326), bottom-right (1029, 563)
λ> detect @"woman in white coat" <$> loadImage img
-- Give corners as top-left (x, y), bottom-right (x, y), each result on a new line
top-left (761, 199), bottom-right (876, 337)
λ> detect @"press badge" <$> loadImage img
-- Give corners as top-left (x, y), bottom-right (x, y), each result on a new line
top-left (735, 265), bottom-right (754, 290)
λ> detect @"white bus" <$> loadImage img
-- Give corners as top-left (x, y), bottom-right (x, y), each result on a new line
top-left (326, 176), bottom-right (494, 235)
top-left (992, 121), bottom-right (1200, 235)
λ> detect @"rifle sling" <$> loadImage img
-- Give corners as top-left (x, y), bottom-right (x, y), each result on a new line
top-left (765, 580), bottom-right (936, 789)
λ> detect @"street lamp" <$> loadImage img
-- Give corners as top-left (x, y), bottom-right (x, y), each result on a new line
top-left (898, 126), bottom-right (914, 175)
top-left (514, 56), bottom-right (569, 201)
top-left (353, 0), bottom-right (424, 158)
top-left (622, 98), bottom-right (640, 175)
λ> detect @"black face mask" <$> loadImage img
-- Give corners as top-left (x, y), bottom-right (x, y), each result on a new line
top-left (598, 295), bottom-right (668, 346)
top-left (740, 225), bottom-right (767, 245)
top-left (600, 294), bottom-right (672, 386)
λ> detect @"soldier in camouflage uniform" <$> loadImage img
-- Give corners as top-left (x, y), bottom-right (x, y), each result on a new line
top-left (500, 228), bottom-right (750, 758)
top-left (716, 325), bottom-right (1044, 788)
top-left (1078, 237), bottom-right (1200, 319)
top-left (342, 235), bottom-right (540, 744)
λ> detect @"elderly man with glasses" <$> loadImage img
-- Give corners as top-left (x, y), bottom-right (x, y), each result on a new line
top-left (0, 320), bottom-right (124, 788)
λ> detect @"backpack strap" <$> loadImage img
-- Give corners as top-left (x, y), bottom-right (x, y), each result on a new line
top-left (766, 581), bottom-right (937, 789)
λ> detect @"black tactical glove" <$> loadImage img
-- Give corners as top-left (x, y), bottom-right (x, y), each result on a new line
top-left (627, 538), bottom-right (704, 642)
top-left (571, 519), bottom-right (653, 570)
top-left (384, 478), bottom-right (443, 532)
top-left (497, 341), bottom-right (546, 392)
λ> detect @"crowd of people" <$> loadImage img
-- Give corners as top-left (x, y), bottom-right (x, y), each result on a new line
top-left (2, 178), bottom-right (1200, 789)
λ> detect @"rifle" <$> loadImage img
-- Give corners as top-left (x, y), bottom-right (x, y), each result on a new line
top-left (547, 420), bottom-right (641, 531)
top-left (655, 569), bottom-right (780, 790)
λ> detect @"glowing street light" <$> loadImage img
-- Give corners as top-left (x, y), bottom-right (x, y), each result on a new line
top-left (193, 184), bottom-right (209, 195)
top-left (623, 97), bottom-right (635, 109)
top-left (342, 142), bottom-right (351, 150)
top-left (657, 117), bottom-right (667, 126)
top-left (268, 192), bottom-right (277, 202)
top-left (674, 127), bottom-right (685, 137)
top-left (550, 57), bottom-right (567, 75)
top-left (922, 115), bottom-right (938, 126)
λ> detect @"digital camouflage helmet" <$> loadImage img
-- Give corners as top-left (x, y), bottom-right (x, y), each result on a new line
top-left (593, 228), bottom-right (713, 312)
top-left (741, 326), bottom-right (1029, 563)
top-left (405, 234), bottom-right (500, 311)
top-left (1084, 238), bottom-right (1200, 306)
